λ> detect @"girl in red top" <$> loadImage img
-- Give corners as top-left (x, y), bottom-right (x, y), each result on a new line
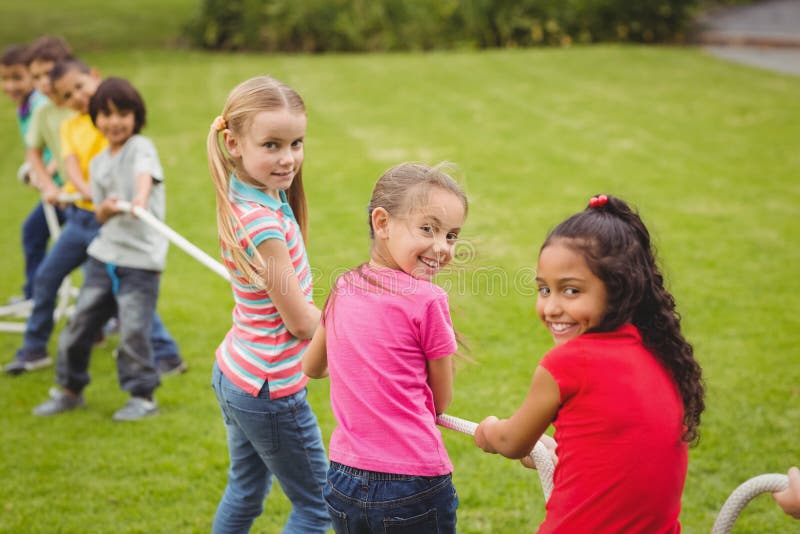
top-left (475, 194), bottom-right (705, 533)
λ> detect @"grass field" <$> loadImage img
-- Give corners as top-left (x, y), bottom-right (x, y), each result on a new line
top-left (1, 8), bottom-right (799, 533)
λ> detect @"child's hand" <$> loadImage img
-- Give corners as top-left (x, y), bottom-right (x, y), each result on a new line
top-left (130, 196), bottom-right (148, 216)
top-left (43, 184), bottom-right (62, 205)
top-left (96, 196), bottom-right (121, 224)
top-left (519, 434), bottom-right (558, 470)
top-left (474, 416), bottom-right (499, 453)
top-left (774, 466), bottom-right (800, 519)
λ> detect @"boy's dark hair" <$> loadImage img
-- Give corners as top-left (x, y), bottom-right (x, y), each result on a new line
top-left (89, 77), bottom-right (146, 134)
top-left (1, 44), bottom-right (28, 66)
top-left (24, 35), bottom-right (73, 65)
top-left (542, 195), bottom-right (705, 445)
top-left (49, 58), bottom-right (90, 84)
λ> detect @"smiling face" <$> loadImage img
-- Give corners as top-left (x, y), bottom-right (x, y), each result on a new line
top-left (224, 108), bottom-right (306, 199)
top-left (53, 68), bottom-right (100, 114)
top-left (1, 63), bottom-right (33, 104)
top-left (372, 186), bottom-right (465, 281)
top-left (94, 101), bottom-right (135, 153)
top-left (536, 240), bottom-right (608, 345)
top-left (29, 59), bottom-right (55, 98)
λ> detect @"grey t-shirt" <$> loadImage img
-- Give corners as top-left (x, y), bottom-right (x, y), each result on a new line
top-left (88, 134), bottom-right (168, 271)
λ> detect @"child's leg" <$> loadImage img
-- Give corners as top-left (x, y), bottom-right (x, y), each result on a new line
top-left (211, 362), bottom-right (274, 533)
top-left (113, 266), bottom-right (160, 398)
top-left (266, 388), bottom-right (330, 533)
top-left (21, 203), bottom-right (53, 299)
top-left (55, 258), bottom-right (117, 393)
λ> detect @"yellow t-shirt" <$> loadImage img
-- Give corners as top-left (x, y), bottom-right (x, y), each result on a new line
top-left (60, 113), bottom-right (108, 211)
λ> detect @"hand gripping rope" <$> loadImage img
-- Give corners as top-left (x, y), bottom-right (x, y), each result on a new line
top-left (436, 413), bottom-right (555, 501)
top-left (113, 201), bottom-right (790, 532)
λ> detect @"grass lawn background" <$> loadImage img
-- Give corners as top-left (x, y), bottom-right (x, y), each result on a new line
top-left (0, 4), bottom-right (798, 533)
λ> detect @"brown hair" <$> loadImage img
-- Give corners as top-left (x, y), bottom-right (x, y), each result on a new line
top-left (207, 75), bottom-right (308, 288)
top-left (1, 44), bottom-right (28, 66)
top-left (24, 35), bottom-right (73, 65)
top-left (89, 77), bottom-right (146, 133)
top-left (542, 194), bottom-right (705, 444)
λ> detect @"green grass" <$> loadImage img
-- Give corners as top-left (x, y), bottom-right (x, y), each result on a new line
top-left (0, 0), bottom-right (199, 51)
top-left (1, 43), bottom-right (799, 533)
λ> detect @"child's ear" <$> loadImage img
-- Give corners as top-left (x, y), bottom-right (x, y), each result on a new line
top-left (89, 68), bottom-right (100, 80)
top-left (371, 207), bottom-right (390, 239)
top-left (223, 130), bottom-right (240, 158)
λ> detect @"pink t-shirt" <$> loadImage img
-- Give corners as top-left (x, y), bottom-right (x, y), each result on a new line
top-left (538, 324), bottom-right (686, 534)
top-left (324, 265), bottom-right (457, 476)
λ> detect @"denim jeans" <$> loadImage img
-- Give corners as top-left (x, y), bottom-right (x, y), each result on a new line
top-left (211, 362), bottom-right (330, 534)
top-left (324, 462), bottom-right (458, 534)
top-left (21, 202), bottom-right (65, 299)
top-left (56, 257), bottom-right (160, 398)
top-left (18, 205), bottom-right (179, 362)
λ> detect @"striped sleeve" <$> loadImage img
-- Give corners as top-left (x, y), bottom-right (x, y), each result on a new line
top-left (241, 206), bottom-right (286, 247)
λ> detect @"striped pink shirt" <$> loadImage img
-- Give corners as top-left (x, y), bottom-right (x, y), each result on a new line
top-left (215, 176), bottom-right (313, 399)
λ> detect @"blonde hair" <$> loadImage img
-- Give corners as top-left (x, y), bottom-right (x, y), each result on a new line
top-left (368, 162), bottom-right (468, 238)
top-left (207, 76), bottom-right (308, 287)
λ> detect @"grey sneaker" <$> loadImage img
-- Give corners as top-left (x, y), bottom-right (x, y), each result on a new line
top-left (112, 397), bottom-right (158, 421)
top-left (5, 351), bottom-right (53, 375)
top-left (33, 389), bottom-right (85, 416)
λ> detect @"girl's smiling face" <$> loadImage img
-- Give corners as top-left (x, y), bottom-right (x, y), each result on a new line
top-left (372, 186), bottom-right (465, 281)
top-left (535, 240), bottom-right (608, 345)
top-left (224, 108), bottom-right (306, 199)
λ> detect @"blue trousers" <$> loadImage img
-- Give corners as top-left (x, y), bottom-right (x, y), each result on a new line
top-left (211, 363), bottom-right (330, 534)
top-left (17, 205), bottom-right (179, 361)
top-left (21, 202), bottom-right (65, 299)
top-left (325, 463), bottom-right (458, 534)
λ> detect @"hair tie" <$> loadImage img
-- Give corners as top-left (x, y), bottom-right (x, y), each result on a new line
top-left (212, 115), bottom-right (227, 132)
top-left (589, 194), bottom-right (608, 208)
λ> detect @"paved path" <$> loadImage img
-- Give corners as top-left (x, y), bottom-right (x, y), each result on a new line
top-left (694, 0), bottom-right (800, 76)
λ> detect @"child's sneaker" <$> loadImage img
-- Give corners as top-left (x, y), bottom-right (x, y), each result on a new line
top-left (112, 397), bottom-right (158, 421)
top-left (4, 350), bottom-right (52, 375)
top-left (33, 388), bottom-right (85, 416)
top-left (156, 355), bottom-right (188, 377)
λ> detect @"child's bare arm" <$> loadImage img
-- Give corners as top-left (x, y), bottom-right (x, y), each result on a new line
top-left (427, 355), bottom-right (454, 415)
top-left (25, 147), bottom-right (61, 203)
top-left (302, 325), bottom-right (328, 378)
top-left (131, 172), bottom-right (154, 212)
top-left (63, 154), bottom-right (92, 199)
top-left (475, 365), bottom-right (560, 459)
top-left (255, 239), bottom-right (320, 340)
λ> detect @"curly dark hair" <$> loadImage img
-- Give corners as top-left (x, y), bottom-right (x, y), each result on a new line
top-left (542, 195), bottom-right (705, 444)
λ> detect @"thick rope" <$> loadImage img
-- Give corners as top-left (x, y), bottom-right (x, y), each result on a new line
top-left (116, 201), bottom-right (230, 282)
top-left (437, 413), bottom-right (555, 501)
top-left (711, 473), bottom-right (789, 534)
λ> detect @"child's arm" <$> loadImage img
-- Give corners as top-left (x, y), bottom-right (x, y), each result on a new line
top-left (302, 324), bottom-right (328, 378)
top-left (427, 355), bottom-right (454, 415)
top-left (474, 365), bottom-right (560, 459)
top-left (25, 147), bottom-right (61, 203)
top-left (63, 154), bottom-right (92, 199)
top-left (774, 466), bottom-right (800, 519)
top-left (256, 239), bottom-right (320, 339)
top-left (131, 172), bottom-right (154, 212)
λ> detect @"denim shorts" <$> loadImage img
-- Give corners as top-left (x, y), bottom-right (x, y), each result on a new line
top-left (324, 461), bottom-right (458, 534)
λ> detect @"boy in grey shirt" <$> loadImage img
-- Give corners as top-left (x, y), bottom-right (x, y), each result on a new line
top-left (34, 77), bottom-right (170, 421)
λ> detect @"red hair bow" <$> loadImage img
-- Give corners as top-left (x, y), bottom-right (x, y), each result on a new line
top-left (589, 195), bottom-right (608, 208)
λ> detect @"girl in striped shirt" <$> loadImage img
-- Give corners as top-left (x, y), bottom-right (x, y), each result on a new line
top-left (207, 76), bottom-right (329, 534)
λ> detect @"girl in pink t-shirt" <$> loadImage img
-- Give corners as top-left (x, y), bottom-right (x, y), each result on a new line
top-left (303, 162), bottom-right (468, 533)
top-left (475, 195), bottom-right (705, 533)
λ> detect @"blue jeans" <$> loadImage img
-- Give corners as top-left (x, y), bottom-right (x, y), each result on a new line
top-left (325, 463), bottom-right (458, 534)
top-left (18, 205), bottom-right (179, 361)
top-left (211, 362), bottom-right (330, 534)
top-left (56, 257), bottom-right (161, 397)
top-left (21, 202), bottom-right (65, 299)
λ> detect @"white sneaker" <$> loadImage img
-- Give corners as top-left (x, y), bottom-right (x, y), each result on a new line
top-left (112, 397), bottom-right (158, 421)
